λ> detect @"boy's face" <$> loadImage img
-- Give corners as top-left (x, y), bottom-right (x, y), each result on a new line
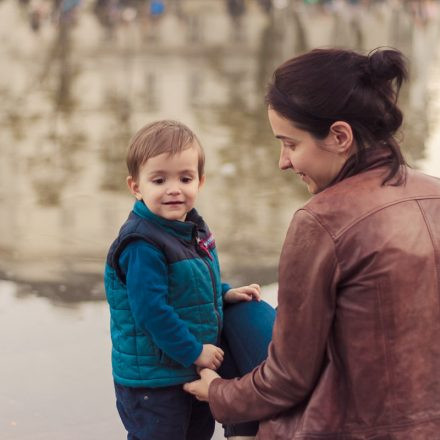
top-left (127, 143), bottom-right (205, 222)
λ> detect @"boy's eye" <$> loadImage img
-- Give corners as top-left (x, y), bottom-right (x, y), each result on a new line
top-left (152, 178), bottom-right (165, 184)
top-left (181, 176), bottom-right (193, 183)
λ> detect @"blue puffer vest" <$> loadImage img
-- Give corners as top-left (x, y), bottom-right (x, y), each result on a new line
top-left (104, 201), bottom-right (224, 388)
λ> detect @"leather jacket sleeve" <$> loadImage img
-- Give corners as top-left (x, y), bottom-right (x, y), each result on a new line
top-left (209, 209), bottom-right (340, 423)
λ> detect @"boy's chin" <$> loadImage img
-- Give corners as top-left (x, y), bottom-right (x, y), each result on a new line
top-left (165, 213), bottom-right (188, 222)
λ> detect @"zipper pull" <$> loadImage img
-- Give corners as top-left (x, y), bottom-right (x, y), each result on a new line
top-left (196, 237), bottom-right (213, 260)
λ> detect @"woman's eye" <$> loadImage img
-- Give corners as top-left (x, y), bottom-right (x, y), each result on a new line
top-left (285, 143), bottom-right (296, 150)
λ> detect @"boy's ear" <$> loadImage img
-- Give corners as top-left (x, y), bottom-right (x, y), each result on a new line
top-left (199, 174), bottom-right (206, 188)
top-left (127, 176), bottom-right (142, 200)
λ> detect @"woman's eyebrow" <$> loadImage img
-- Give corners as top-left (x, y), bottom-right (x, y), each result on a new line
top-left (275, 135), bottom-right (296, 141)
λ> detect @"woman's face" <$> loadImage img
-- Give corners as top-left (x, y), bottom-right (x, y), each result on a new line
top-left (268, 108), bottom-right (350, 194)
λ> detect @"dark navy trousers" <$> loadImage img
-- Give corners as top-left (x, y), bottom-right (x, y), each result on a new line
top-left (114, 300), bottom-right (276, 439)
top-left (114, 382), bottom-right (214, 440)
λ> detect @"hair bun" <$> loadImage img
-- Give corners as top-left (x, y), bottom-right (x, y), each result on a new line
top-left (367, 48), bottom-right (408, 88)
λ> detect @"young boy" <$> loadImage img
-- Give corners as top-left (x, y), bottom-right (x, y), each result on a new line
top-left (104, 120), bottom-right (261, 440)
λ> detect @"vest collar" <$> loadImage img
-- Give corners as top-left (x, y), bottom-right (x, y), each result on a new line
top-left (133, 200), bottom-right (204, 242)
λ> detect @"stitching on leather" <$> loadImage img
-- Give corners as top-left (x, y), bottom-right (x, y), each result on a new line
top-left (328, 195), bottom-right (440, 240)
top-left (415, 200), bottom-right (440, 317)
top-left (300, 207), bottom-right (337, 241)
top-left (297, 209), bottom-right (340, 291)
top-left (375, 280), bottom-right (395, 424)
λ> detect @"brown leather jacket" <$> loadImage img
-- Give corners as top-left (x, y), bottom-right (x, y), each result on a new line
top-left (210, 158), bottom-right (440, 439)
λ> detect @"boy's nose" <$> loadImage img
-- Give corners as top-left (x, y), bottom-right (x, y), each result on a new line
top-left (166, 185), bottom-right (181, 195)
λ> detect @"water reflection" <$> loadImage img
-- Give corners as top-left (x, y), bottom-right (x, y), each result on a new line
top-left (0, 279), bottom-right (124, 440)
top-left (1, 0), bottom-right (440, 303)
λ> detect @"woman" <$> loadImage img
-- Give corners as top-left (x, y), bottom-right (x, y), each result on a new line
top-left (184, 47), bottom-right (440, 439)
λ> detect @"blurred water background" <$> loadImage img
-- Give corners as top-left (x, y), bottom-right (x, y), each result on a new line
top-left (1, 0), bottom-right (440, 438)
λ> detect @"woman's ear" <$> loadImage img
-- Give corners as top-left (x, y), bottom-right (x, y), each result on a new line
top-left (127, 176), bottom-right (142, 200)
top-left (327, 121), bottom-right (354, 156)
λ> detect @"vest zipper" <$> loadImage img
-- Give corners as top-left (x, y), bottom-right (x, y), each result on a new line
top-left (196, 238), bottom-right (222, 344)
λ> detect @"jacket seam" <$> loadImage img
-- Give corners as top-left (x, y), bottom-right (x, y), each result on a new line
top-left (299, 208), bottom-right (337, 241)
top-left (299, 207), bottom-right (341, 276)
top-left (296, 209), bottom-right (341, 286)
top-left (415, 200), bottom-right (440, 317)
top-left (309, 195), bottom-right (440, 240)
top-left (297, 208), bottom-right (341, 297)
top-left (375, 280), bottom-right (394, 424)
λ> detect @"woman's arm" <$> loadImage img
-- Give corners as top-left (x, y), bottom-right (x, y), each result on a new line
top-left (207, 209), bottom-right (339, 423)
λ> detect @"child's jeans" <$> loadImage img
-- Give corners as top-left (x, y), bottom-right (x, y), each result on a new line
top-left (220, 300), bottom-right (276, 437)
top-left (114, 382), bottom-right (214, 440)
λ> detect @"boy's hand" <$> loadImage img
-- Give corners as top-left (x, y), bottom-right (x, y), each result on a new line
top-left (194, 344), bottom-right (224, 370)
top-left (224, 283), bottom-right (261, 303)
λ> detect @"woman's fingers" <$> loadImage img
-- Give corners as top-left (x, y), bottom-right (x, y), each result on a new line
top-left (183, 380), bottom-right (198, 394)
top-left (184, 368), bottom-right (219, 401)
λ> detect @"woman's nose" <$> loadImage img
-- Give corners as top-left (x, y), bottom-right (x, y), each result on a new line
top-left (279, 147), bottom-right (292, 170)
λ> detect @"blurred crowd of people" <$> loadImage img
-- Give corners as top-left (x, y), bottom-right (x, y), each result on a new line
top-left (16, 0), bottom-right (440, 35)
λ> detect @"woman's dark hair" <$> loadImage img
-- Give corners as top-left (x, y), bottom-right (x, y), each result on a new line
top-left (266, 47), bottom-right (408, 184)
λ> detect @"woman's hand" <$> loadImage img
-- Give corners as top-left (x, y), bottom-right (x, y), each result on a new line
top-left (224, 283), bottom-right (261, 303)
top-left (183, 368), bottom-right (220, 401)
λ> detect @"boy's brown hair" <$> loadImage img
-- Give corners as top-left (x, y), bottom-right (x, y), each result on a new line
top-left (127, 120), bottom-right (205, 181)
